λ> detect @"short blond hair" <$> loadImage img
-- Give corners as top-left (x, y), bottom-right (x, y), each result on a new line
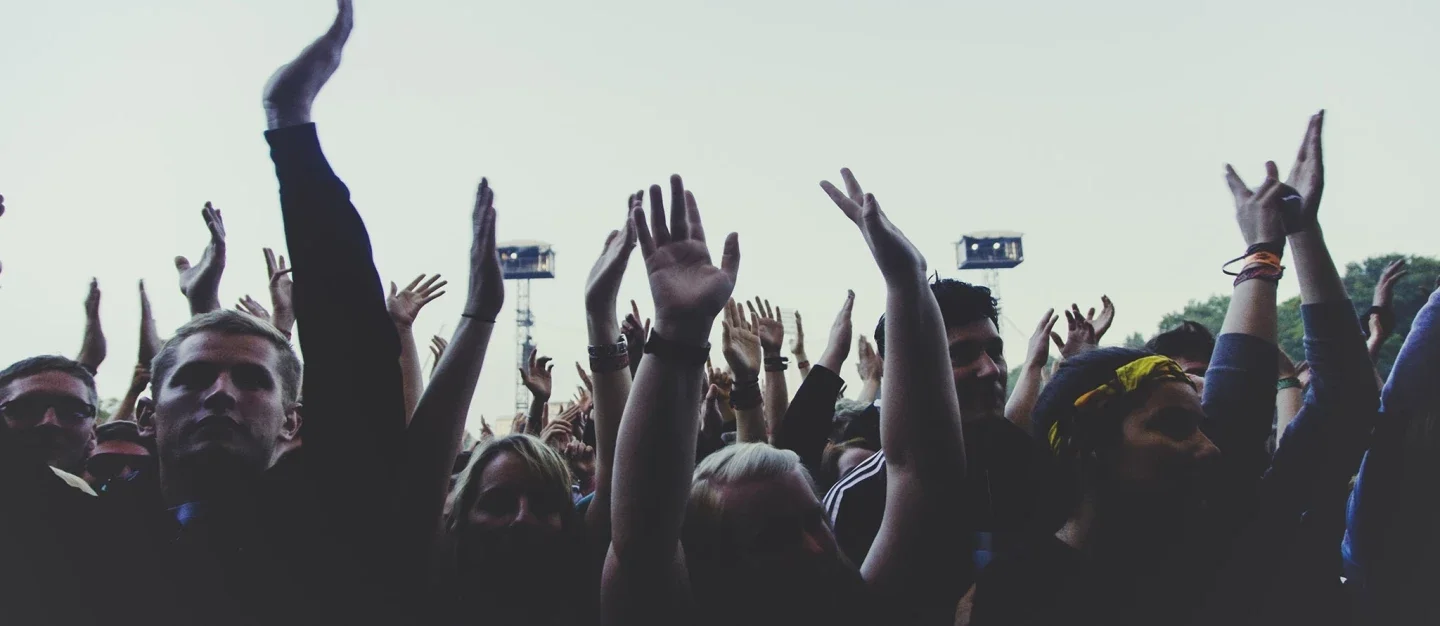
top-left (685, 443), bottom-right (812, 556)
top-left (445, 434), bottom-right (574, 533)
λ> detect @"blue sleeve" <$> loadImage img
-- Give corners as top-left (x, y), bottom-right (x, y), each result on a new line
top-left (1201, 332), bottom-right (1278, 501)
top-left (1344, 290), bottom-right (1440, 622)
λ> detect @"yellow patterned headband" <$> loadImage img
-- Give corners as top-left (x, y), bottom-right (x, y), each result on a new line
top-left (1048, 355), bottom-right (1196, 455)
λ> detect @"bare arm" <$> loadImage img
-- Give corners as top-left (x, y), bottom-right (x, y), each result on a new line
top-left (108, 365), bottom-right (151, 424)
top-left (720, 299), bottom-right (766, 443)
top-left (1275, 356), bottom-right (1305, 445)
top-left (521, 349), bottom-right (554, 435)
top-left (855, 334), bottom-right (882, 404)
top-left (1004, 308), bottom-right (1057, 434)
top-left (822, 168), bottom-right (967, 622)
top-left (76, 279), bottom-right (106, 372)
top-left (137, 280), bottom-right (162, 367)
top-left (603, 176), bottom-right (739, 626)
top-left (582, 196), bottom-right (639, 537)
top-left (403, 181), bottom-right (503, 560)
top-left (174, 203), bottom-right (227, 316)
top-left (791, 310), bottom-right (811, 378)
top-left (752, 298), bottom-right (790, 440)
top-left (263, 248), bottom-right (296, 340)
top-left (387, 274), bottom-right (447, 425)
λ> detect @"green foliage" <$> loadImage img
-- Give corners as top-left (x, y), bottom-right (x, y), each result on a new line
top-left (1148, 254), bottom-right (1438, 376)
top-left (96, 397), bottom-right (121, 424)
top-left (1122, 332), bottom-right (1146, 349)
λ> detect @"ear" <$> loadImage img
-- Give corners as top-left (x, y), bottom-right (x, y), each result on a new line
top-left (135, 398), bottom-right (156, 438)
top-left (280, 402), bottom-right (303, 441)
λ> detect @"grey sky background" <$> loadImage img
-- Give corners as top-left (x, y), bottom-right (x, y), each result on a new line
top-left (1, 0), bottom-right (1435, 434)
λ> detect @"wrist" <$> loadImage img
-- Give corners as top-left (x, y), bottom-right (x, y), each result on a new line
top-left (817, 349), bottom-right (845, 373)
top-left (762, 346), bottom-right (783, 358)
top-left (265, 106), bottom-right (313, 131)
top-left (586, 316), bottom-right (621, 345)
top-left (652, 314), bottom-right (715, 348)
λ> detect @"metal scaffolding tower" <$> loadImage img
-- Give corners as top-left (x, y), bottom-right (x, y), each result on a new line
top-left (513, 279), bottom-right (536, 413)
top-left (498, 240), bottom-right (557, 414)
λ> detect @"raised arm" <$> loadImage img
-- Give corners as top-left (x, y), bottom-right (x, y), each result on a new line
top-left (581, 195), bottom-right (639, 537)
top-left (76, 279), bottom-right (106, 373)
top-left (720, 299), bottom-right (766, 443)
top-left (107, 364), bottom-right (152, 424)
top-left (1366, 259), bottom-right (1407, 363)
top-left (773, 290), bottom-right (853, 475)
top-left (821, 168), bottom-right (967, 621)
top-left (263, 248), bottom-right (296, 340)
top-left (1205, 159), bottom-right (1288, 489)
top-left (261, 0), bottom-right (404, 482)
top-left (387, 273), bottom-right (447, 425)
top-left (520, 348), bottom-right (554, 435)
top-left (854, 335), bottom-right (882, 403)
top-left (137, 280), bottom-right (162, 367)
top-left (791, 309), bottom-right (811, 378)
top-left (602, 176), bottom-right (739, 626)
top-left (751, 298), bottom-right (790, 439)
top-left (1004, 308), bottom-right (1057, 434)
top-left (174, 203), bottom-right (227, 316)
top-left (403, 180), bottom-right (503, 559)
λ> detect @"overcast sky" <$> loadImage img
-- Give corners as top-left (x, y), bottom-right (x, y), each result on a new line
top-left (1, 0), bottom-right (1435, 434)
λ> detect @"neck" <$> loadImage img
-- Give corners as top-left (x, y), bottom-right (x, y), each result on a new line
top-left (1057, 487), bottom-right (1189, 558)
top-left (159, 455), bottom-right (266, 506)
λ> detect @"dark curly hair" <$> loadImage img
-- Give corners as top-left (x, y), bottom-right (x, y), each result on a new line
top-left (874, 279), bottom-right (999, 357)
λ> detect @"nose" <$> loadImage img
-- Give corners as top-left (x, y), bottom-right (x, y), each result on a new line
top-left (1192, 431), bottom-right (1221, 462)
top-left (975, 353), bottom-right (1001, 380)
top-left (37, 407), bottom-right (62, 427)
top-left (511, 495), bottom-right (540, 527)
top-left (201, 373), bottom-right (239, 412)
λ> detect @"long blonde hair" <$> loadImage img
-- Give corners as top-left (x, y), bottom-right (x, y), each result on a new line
top-left (444, 434), bottom-right (574, 533)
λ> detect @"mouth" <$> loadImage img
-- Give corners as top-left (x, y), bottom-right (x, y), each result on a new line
top-left (191, 414), bottom-right (240, 436)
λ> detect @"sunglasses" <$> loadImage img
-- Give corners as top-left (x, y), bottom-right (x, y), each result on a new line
top-left (0, 395), bottom-right (96, 424)
top-left (86, 453), bottom-right (153, 480)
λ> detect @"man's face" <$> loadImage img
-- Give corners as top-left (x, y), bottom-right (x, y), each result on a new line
top-left (946, 318), bottom-right (1006, 421)
top-left (0, 371), bottom-right (96, 473)
top-left (153, 332), bottom-right (297, 475)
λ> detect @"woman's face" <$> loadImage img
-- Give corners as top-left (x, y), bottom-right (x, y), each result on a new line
top-left (465, 450), bottom-right (567, 533)
top-left (836, 447), bottom-right (877, 480)
top-left (1107, 381), bottom-right (1220, 495)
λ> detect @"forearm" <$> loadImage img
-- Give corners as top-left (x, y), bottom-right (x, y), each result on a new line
top-left (794, 348), bottom-right (811, 379)
top-left (77, 318), bottom-right (106, 372)
top-left (1289, 228), bottom-right (1347, 305)
top-left (397, 323), bottom-right (424, 426)
top-left (1274, 387), bottom-right (1303, 445)
top-left (773, 364), bottom-right (844, 473)
top-left (585, 311), bottom-right (632, 536)
top-left (856, 378), bottom-right (880, 404)
top-left (605, 346), bottom-right (705, 622)
top-left (404, 319), bottom-right (495, 552)
top-left (1004, 363), bottom-right (1045, 435)
top-left (761, 366), bottom-right (789, 442)
top-left (110, 385), bottom-right (145, 423)
top-left (186, 293), bottom-right (222, 317)
top-left (734, 403), bottom-right (767, 443)
top-left (525, 395), bottom-right (549, 435)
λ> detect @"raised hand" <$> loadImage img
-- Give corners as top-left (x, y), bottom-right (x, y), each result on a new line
top-left (429, 335), bottom-right (449, 363)
top-left (721, 299), bottom-right (763, 379)
top-left (1024, 309), bottom-right (1060, 368)
top-left (510, 412), bottom-right (528, 435)
top-left (1373, 259), bottom-right (1409, 309)
top-left (127, 363), bottom-right (153, 396)
top-left (520, 347), bottom-right (555, 401)
top-left (585, 194), bottom-right (639, 314)
top-left (1224, 161), bottom-right (1297, 247)
top-left (706, 361), bottom-right (736, 422)
top-left (856, 334), bottom-right (883, 382)
top-left (1087, 296), bottom-right (1115, 341)
top-left (817, 290), bottom-right (856, 373)
top-left (479, 417), bottom-right (494, 440)
top-left (575, 362), bottom-right (594, 393)
top-left (175, 202), bottom-right (227, 315)
top-left (1283, 111), bottom-right (1325, 232)
top-left (466, 179), bottom-right (505, 320)
top-left (237, 295), bottom-right (273, 323)
top-left (263, 0), bottom-right (354, 129)
top-left (748, 298), bottom-right (785, 355)
top-left (137, 280), bottom-right (162, 366)
top-left (621, 299), bottom-right (650, 374)
top-left (820, 168), bottom-right (926, 284)
top-left (1051, 307), bottom-right (1097, 359)
top-left (791, 310), bottom-right (807, 359)
top-left (631, 175), bottom-right (740, 345)
top-left (387, 273), bottom-right (447, 328)
top-left (77, 279), bottom-right (107, 371)
top-left (264, 248), bottom-right (295, 337)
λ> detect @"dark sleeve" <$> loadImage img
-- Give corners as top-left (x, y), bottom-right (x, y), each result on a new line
top-left (1262, 300), bottom-right (1377, 517)
top-left (264, 124), bottom-right (405, 480)
top-left (1201, 332), bottom-right (1279, 496)
top-left (1344, 290), bottom-right (1440, 621)
top-left (773, 364), bottom-right (843, 476)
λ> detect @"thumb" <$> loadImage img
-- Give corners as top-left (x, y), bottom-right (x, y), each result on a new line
top-left (175, 256), bottom-right (192, 272)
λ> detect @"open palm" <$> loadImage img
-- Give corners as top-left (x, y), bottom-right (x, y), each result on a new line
top-left (820, 168), bottom-right (925, 282)
top-left (632, 175), bottom-right (739, 337)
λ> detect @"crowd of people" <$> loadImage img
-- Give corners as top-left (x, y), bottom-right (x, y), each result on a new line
top-left (2, 2), bottom-right (1436, 625)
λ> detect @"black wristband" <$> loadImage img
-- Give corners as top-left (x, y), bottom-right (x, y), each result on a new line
top-left (588, 335), bottom-right (629, 359)
top-left (730, 377), bottom-right (761, 410)
top-left (644, 330), bottom-right (710, 366)
top-left (764, 356), bottom-right (790, 372)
